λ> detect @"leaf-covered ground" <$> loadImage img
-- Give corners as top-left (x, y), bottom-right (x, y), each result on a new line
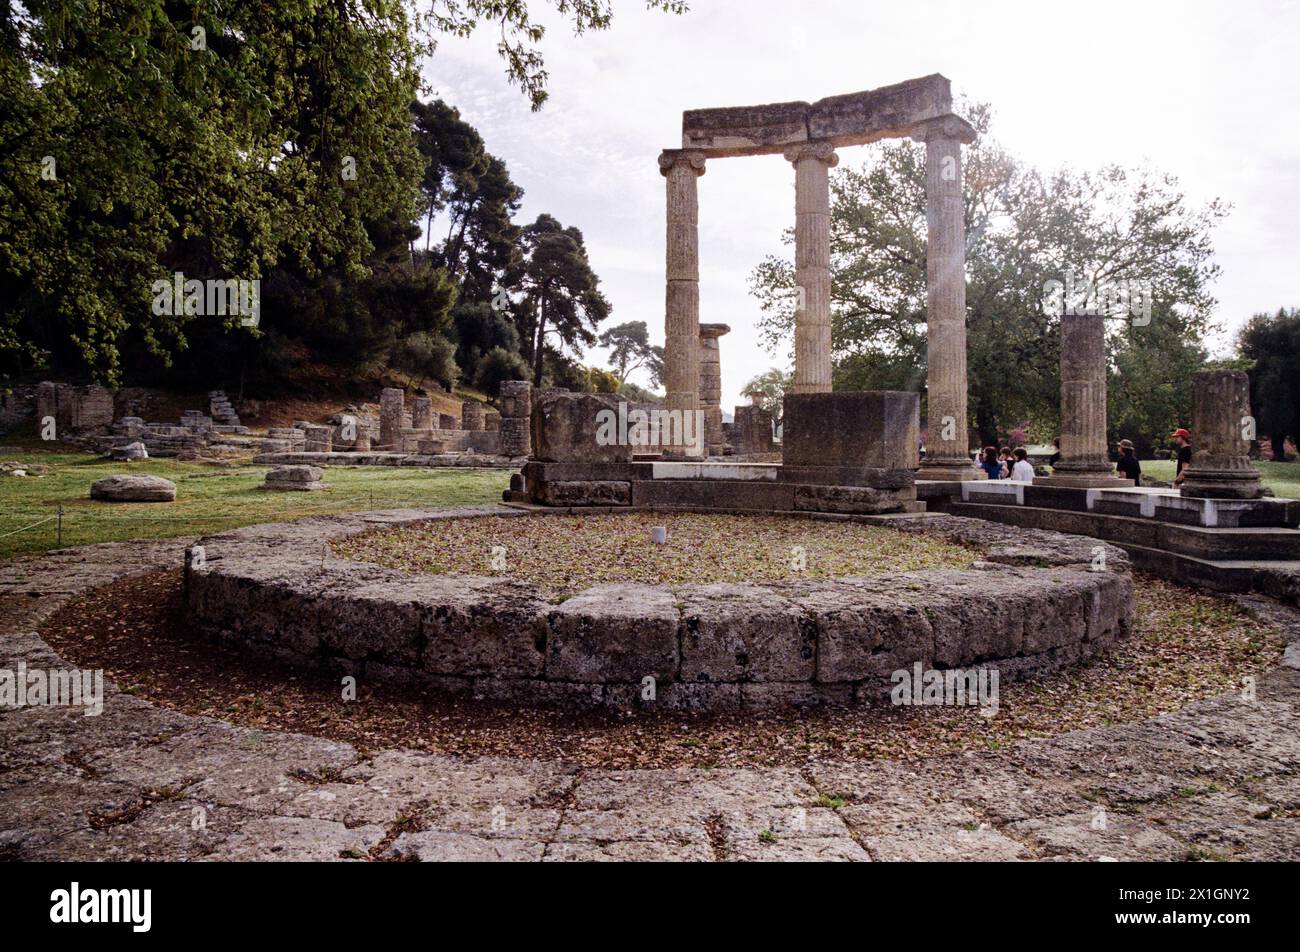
top-left (37, 570), bottom-right (1284, 769)
top-left (332, 512), bottom-right (977, 594)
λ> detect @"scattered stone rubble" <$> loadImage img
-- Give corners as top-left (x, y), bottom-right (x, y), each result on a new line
top-left (89, 474), bottom-right (177, 502)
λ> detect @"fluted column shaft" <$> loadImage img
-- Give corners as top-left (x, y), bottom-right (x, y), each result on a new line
top-left (1054, 313), bottom-right (1113, 474)
top-left (1181, 370), bottom-right (1265, 498)
top-left (660, 149), bottom-right (706, 457)
top-left (915, 119), bottom-right (972, 478)
top-left (785, 142), bottom-right (837, 395)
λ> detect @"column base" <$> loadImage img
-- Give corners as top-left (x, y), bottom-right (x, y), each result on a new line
top-left (1036, 473), bottom-right (1133, 488)
top-left (1180, 467), bottom-right (1266, 499)
top-left (918, 459), bottom-right (981, 482)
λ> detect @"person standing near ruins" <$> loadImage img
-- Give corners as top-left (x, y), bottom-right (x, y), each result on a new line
top-left (1116, 439), bottom-right (1141, 486)
top-left (978, 446), bottom-right (1005, 479)
top-left (1171, 427), bottom-right (1192, 485)
top-left (1010, 447), bottom-right (1035, 482)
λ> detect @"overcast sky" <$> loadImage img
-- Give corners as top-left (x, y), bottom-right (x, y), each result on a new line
top-left (422, 0), bottom-right (1300, 410)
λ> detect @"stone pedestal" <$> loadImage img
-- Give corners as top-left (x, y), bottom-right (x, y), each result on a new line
top-left (379, 388), bottom-right (404, 451)
top-left (659, 149), bottom-right (706, 457)
top-left (698, 323), bottom-right (730, 454)
top-left (531, 392), bottom-right (633, 464)
top-left (913, 117), bottom-right (976, 481)
top-left (411, 397), bottom-right (433, 431)
top-left (1181, 370), bottom-right (1265, 499)
top-left (1039, 312), bottom-right (1131, 488)
top-left (438, 413), bottom-right (458, 430)
top-left (781, 391), bottom-right (919, 485)
top-left (784, 142), bottom-right (837, 395)
top-left (352, 431), bottom-right (371, 452)
top-left (732, 405), bottom-right (775, 455)
top-left (462, 401), bottom-right (485, 432)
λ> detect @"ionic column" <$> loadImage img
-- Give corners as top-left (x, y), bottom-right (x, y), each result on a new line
top-left (1050, 312), bottom-right (1119, 484)
top-left (1181, 370), bottom-right (1265, 498)
top-left (659, 149), bottom-right (706, 457)
top-left (784, 142), bottom-right (838, 395)
top-left (698, 323), bottom-right (730, 454)
top-left (913, 116), bottom-right (976, 481)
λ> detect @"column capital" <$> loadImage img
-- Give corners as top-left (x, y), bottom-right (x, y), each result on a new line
top-left (909, 114), bottom-right (977, 145)
top-left (698, 322), bottom-right (731, 339)
top-left (783, 140), bottom-right (838, 167)
top-left (659, 149), bottom-right (707, 177)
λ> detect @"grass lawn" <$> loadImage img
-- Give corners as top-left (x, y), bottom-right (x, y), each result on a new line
top-left (1140, 458), bottom-right (1300, 497)
top-left (0, 450), bottom-right (510, 559)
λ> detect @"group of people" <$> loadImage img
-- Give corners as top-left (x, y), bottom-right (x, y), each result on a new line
top-left (974, 428), bottom-right (1194, 487)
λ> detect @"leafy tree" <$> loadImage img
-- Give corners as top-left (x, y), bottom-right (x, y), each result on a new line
top-left (474, 345), bottom-right (531, 398)
top-left (741, 368), bottom-right (791, 426)
top-left (748, 103), bottom-right (1228, 448)
top-left (411, 99), bottom-right (490, 253)
top-left (1237, 308), bottom-right (1300, 461)
top-left (511, 214), bottom-right (611, 386)
top-left (598, 320), bottom-right (657, 384)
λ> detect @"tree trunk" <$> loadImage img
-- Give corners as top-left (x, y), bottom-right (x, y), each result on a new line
top-left (531, 297), bottom-right (547, 387)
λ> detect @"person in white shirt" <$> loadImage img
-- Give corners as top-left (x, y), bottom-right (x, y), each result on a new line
top-left (1010, 447), bottom-right (1035, 482)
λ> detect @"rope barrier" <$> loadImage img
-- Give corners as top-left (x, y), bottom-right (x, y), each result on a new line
top-left (0, 515), bottom-right (57, 540)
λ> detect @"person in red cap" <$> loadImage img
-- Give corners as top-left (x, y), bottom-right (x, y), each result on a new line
top-left (1171, 427), bottom-right (1192, 484)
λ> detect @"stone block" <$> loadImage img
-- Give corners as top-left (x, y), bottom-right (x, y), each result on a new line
top-left (531, 392), bottom-right (633, 463)
top-left (677, 584), bottom-right (813, 682)
top-left (782, 391), bottom-right (919, 475)
top-left (89, 474), bottom-right (176, 502)
top-left (545, 584), bottom-right (679, 682)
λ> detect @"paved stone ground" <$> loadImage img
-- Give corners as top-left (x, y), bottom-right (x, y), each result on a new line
top-left (1, 537), bottom-right (1298, 861)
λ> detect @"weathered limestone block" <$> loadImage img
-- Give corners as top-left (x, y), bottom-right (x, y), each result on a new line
top-left (461, 401), bottom-right (485, 432)
top-left (682, 75), bottom-right (953, 157)
top-left (793, 483), bottom-right (918, 514)
top-left (90, 474), bottom-right (176, 502)
top-left (499, 418), bottom-right (531, 458)
top-left (410, 397), bottom-right (433, 431)
top-left (264, 465), bottom-right (326, 491)
top-left (302, 426), bottom-right (332, 453)
top-left (545, 584), bottom-right (679, 682)
top-left (677, 584), bottom-right (812, 682)
top-left (499, 380), bottom-right (533, 419)
top-left (110, 441), bottom-right (148, 461)
top-left (379, 388), bottom-right (404, 451)
top-left (534, 480), bottom-right (631, 507)
top-left (731, 405), bottom-right (775, 454)
top-left (418, 578), bottom-right (548, 678)
top-left (1181, 370), bottom-right (1266, 499)
top-left (781, 391), bottom-right (918, 486)
top-left (438, 413), bottom-right (458, 430)
top-left (352, 431), bottom-right (371, 452)
top-left (530, 392), bottom-right (633, 463)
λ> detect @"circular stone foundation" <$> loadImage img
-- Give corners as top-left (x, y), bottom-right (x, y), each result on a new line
top-left (184, 507), bottom-right (1135, 711)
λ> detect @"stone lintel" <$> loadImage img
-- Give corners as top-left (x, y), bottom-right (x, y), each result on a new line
top-left (681, 74), bottom-right (954, 157)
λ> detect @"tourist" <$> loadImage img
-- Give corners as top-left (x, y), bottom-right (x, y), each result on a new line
top-left (998, 446), bottom-right (1012, 477)
top-left (978, 445), bottom-right (1004, 479)
top-left (1171, 427), bottom-right (1192, 485)
top-left (1116, 439), bottom-right (1141, 486)
top-left (1010, 447), bottom-right (1035, 482)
